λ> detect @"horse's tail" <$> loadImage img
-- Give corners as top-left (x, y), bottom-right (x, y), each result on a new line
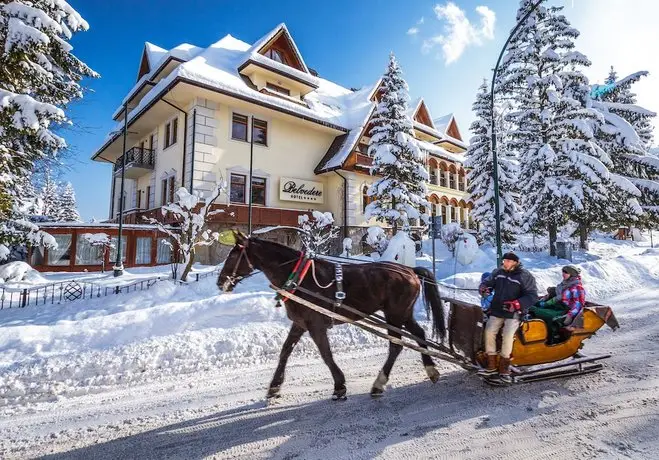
top-left (413, 266), bottom-right (446, 341)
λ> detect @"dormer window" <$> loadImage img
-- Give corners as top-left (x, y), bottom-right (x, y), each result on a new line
top-left (265, 48), bottom-right (286, 64)
top-left (266, 82), bottom-right (290, 96)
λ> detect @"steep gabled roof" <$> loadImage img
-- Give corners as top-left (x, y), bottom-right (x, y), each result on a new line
top-left (242, 23), bottom-right (310, 74)
top-left (408, 98), bottom-right (436, 130)
top-left (433, 113), bottom-right (454, 134)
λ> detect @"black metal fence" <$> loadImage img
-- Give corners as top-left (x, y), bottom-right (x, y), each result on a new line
top-left (0, 269), bottom-right (219, 310)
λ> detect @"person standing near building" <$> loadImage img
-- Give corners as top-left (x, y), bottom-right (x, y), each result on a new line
top-left (478, 252), bottom-right (538, 384)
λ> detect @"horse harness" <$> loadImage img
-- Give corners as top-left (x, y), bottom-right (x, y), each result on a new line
top-left (275, 252), bottom-right (346, 311)
top-left (228, 243), bottom-right (346, 310)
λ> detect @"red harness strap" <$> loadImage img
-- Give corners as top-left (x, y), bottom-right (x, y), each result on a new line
top-left (275, 253), bottom-right (312, 306)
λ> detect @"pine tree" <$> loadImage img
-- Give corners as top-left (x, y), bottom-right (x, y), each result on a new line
top-left (366, 53), bottom-right (429, 234)
top-left (0, 1), bottom-right (97, 251)
top-left (464, 81), bottom-right (521, 244)
top-left (57, 182), bottom-right (81, 222)
top-left (40, 172), bottom-right (59, 220)
top-left (592, 68), bottom-right (659, 228)
top-left (497, 1), bottom-right (613, 253)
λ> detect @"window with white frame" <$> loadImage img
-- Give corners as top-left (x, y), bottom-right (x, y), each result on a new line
top-left (135, 237), bottom-right (152, 265)
top-left (156, 238), bottom-right (172, 264)
top-left (48, 234), bottom-right (72, 266)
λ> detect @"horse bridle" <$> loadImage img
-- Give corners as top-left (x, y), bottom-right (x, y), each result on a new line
top-left (223, 244), bottom-right (256, 290)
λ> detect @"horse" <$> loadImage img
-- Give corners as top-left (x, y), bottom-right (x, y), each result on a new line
top-left (217, 231), bottom-right (446, 400)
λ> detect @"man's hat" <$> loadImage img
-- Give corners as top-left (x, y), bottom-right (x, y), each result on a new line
top-left (502, 252), bottom-right (519, 263)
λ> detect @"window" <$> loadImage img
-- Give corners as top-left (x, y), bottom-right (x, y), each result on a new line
top-left (109, 237), bottom-right (127, 263)
top-left (266, 82), bottom-right (290, 96)
top-left (149, 134), bottom-right (154, 151)
top-left (156, 238), bottom-right (172, 264)
top-left (265, 48), bottom-right (286, 64)
top-left (136, 189), bottom-right (141, 209)
top-left (440, 170), bottom-right (448, 188)
top-left (231, 113), bottom-right (248, 141)
top-left (168, 176), bottom-right (175, 203)
top-left (252, 177), bottom-right (266, 205)
top-left (362, 186), bottom-right (373, 213)
top-left (48, 234), bottom-right (72, 266)
top-left (230, 173), bottom-right (246, 203)
top-left (161, 179), bottom-right (167, 205)
top-left (164, 118), bottom-right (178, 148)
top-left (136, 237), bottom-right (152, 265)
top-left (76, 237), bottom-right (103, 265)
top-left (146, 185), bottom-right (151, 209)
top-left (449, 174), bottom-right (456, 189)
top-left (253, 119), bottom-right (268, 146)
top-left (31, 246), bottom-right (44, 266)
top-left (139, 140), bottom-right (145, 153)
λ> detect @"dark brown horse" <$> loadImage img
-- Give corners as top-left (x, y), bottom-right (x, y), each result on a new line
top-left (217, 232), bottom-right (446, 400)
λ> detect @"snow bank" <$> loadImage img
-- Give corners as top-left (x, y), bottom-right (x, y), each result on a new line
top-left (0, 262), bottom-right (48, 284)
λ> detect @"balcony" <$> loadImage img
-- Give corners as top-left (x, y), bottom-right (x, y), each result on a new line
top-left (113, 147), bottom-right (155, 179)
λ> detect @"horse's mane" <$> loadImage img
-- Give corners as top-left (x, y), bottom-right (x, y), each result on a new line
top-left (250, 236), bottom-right (301, 258)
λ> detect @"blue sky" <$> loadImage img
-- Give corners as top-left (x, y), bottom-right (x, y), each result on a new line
top-left (65, 0), bottom-right (659, 221)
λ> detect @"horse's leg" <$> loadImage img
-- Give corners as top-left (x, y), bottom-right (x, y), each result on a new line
top-left (405, 317), bottom-right (440, 383)
top-left (307, 321), bottom-right (347, 401)
top-left (267, 323), bottom-right (306, 399)
top-left (371, 329), bottom-right (403, 397)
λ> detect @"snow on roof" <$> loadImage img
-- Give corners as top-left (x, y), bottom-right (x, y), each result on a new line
top-left (38, 222), bottom-right (174, 230)
top-left (433, 113), bottom-right (454, 134)
top-left (314, 84), bottom-right (377, 173)
top-left (144, 42), bottom-right (167, 69)
top-left (417, 139), bottom-right (465, 164)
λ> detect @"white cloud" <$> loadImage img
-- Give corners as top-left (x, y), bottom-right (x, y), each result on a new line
top-left (407, 17), bottom-right (425, 36)
top-left (422, 2), bottom-right (496, 65)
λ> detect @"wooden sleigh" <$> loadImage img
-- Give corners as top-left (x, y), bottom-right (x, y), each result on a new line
top-left (447, 299), bottom-right (620, 384)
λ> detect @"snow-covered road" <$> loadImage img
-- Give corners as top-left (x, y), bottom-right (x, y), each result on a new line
top-left (1, 286), bottom-right (657, 460)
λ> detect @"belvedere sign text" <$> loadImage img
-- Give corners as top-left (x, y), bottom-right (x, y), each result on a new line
top-left (280, 177), bottom-right (324, 203)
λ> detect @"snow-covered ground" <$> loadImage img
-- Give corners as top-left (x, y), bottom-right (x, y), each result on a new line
top-left (0, 236), bottom-right (658, 459)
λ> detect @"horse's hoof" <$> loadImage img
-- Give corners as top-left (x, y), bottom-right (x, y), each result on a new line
top-left (332, 387), bottom-right (347, 401)
top-left (370, 387), bottom-right (384, 398)
top-left (266, 387), bottom-right (281, 399)
top-left (425, 365), bottom-right (440, 384)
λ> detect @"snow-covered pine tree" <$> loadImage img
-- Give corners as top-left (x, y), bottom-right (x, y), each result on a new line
top-left (591, 68), bottom-right (659, 228)
top-left (40, 172), bottom-right (59, 220)
top-left (57, 182), bottom-right (81, 222)
top-left (0, 0), bottom-right (97, 250)
top-left (366, 53), bottom-right (429, 235)
top-left (497, 1), bottom-right (613, 252)
top-left (464, 80), bottom-right (521, 244)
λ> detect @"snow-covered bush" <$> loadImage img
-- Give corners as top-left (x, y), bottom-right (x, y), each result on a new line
top-left (145, 184), bottom-right (225, 281)
top-left (366, 226), bottom-right (388, 255)
top-left (440, 223), bottom-right (464, 253)
top-left (297, 211), bottom-right (339, 256)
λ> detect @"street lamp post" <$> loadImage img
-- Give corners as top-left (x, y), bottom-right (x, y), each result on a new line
top-left (113, 101), bottom-right (128, 277)
top-left (490, 0), bottom-right (545, 266)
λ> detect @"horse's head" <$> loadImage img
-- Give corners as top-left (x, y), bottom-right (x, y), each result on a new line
top-left (217, 230), bottom-right (255, 292)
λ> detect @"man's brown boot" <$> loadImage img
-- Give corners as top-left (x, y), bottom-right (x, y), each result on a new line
top-left (498, 357), bottom-right (513, 384)
top-left (477, 354), bottom-right (498, 376)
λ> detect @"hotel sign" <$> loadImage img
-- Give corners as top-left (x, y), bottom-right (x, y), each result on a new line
top-left (279, 177), bottom-right (324, 204)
